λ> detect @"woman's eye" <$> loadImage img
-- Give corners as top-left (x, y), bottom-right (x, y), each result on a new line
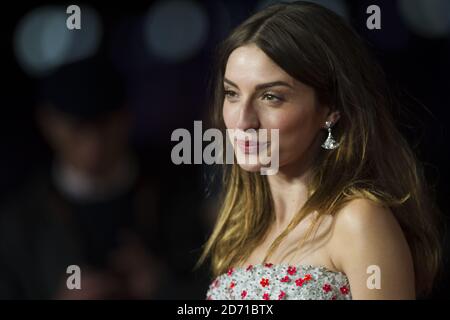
top-left (224, 90), bottom-right (239, 101)
top-left (262, 93), bottom-right (283, 102)
top-left (224, 90), bottom-right (236, 97)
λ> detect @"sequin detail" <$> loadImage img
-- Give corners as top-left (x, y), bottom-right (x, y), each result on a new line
top-left (206, 263), bottom-right (352, 300)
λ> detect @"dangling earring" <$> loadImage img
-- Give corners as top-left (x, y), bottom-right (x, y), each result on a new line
top-left (321, 121), bottom-right (340, 150)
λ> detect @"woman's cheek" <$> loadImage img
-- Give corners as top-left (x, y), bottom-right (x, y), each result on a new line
top-left (222, 104), bottom-right (235, 129)
top-left (276, 115), bottom-right (312, 157)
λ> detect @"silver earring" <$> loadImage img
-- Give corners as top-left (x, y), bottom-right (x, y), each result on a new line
top-left (321, 121), bottom-right (340, 150)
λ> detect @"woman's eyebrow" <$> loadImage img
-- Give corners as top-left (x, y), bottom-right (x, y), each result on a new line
top-left (223, 78), bottom-right (239, 88)
top-left (255, 81), bottom-right (294, 90)
top-left (224, 78), bottom-right (294, 90)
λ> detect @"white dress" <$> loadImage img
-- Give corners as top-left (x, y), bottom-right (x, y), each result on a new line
top-left (206, 263), bottom-right (352, 300)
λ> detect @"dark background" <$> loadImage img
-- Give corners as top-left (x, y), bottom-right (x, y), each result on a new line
top-left (0, 0), bottom-right (449, 299)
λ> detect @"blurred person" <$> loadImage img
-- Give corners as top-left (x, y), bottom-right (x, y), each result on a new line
top-left (0, 57), bottom-right (169, 299)
top-left (198, 2), bottom-right (443, 300)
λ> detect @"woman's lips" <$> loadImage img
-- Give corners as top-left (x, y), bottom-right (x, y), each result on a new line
top-left (236, 139), bottom-right (269, 154)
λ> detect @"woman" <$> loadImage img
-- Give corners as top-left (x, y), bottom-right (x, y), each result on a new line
top-left (198, 1), bottom-right (441, 300)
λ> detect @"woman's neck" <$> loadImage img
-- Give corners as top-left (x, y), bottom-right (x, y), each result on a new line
top-left (267, 164), bottom-right (312, 232)
top-left (267, 136), bottom-right (322, 231)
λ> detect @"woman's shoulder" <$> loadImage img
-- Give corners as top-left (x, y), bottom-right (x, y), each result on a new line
top-left (330, 197), bottom-right (408, 252)
top-left (332, 198), bottom-right (399, 234)
top-left (327, 198), bottom-right (415, 298)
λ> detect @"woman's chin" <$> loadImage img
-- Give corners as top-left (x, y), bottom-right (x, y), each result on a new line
top-left (235, 155), bottom-right (264, 173)
top-left (236, 163), bottom-right (263, 173)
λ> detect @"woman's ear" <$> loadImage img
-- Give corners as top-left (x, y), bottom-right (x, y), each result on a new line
top-left (324, 110), bottom-right (341, 127)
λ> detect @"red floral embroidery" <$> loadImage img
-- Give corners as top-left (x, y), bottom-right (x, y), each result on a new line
top-left (263, 293), bottom-right (270, 300)
top-left (331, 295), bottom-right (337, 300)
top-left (287, 266), bottom-right (297, 275)
top-left (241, 290), bottom-right (247, 299)
top-left (260, 278), bottom-right (270, 287)
top-left (278, 291), bottom-right (286, 300)
top-left (323, 284), bottom-right (332, 293)
top-left (280, 276), bottom-right (291, 283)
top-left (265, 263), bottom-right (273, 268)
top-left (340, 286), bottom-right (349, 295)
top-left (227, 268), bottom-right (234, 276)
top-left (295, 278), bottom-right (305, 287)
top-left (294, 272), bottom-right (312, 286)
top-left (230, 282), bottom-right (235, 289)
top-left (246, 264), bottom-right (253, 271)
top-left (207, 295), bottom-right (212, 300)
top-left (213, 279), bottom-right (220, 287)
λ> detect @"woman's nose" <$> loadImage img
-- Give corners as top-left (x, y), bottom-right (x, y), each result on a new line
top-left (235, 99), bottom-right (260, 131)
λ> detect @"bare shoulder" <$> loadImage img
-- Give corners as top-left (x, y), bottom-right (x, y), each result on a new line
top-left (331, 198), bottom-right (411, 261)
top-left (333, 198), bottom-right (401, 236)
top-left (328, 198), bottom-right (415, 299)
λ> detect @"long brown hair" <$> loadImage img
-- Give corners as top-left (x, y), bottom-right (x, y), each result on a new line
top-left (197, 1), bottom-right (442, 297)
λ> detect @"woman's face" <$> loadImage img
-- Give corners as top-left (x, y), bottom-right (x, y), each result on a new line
top-left (223, 44), bottom-right (336, 175)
